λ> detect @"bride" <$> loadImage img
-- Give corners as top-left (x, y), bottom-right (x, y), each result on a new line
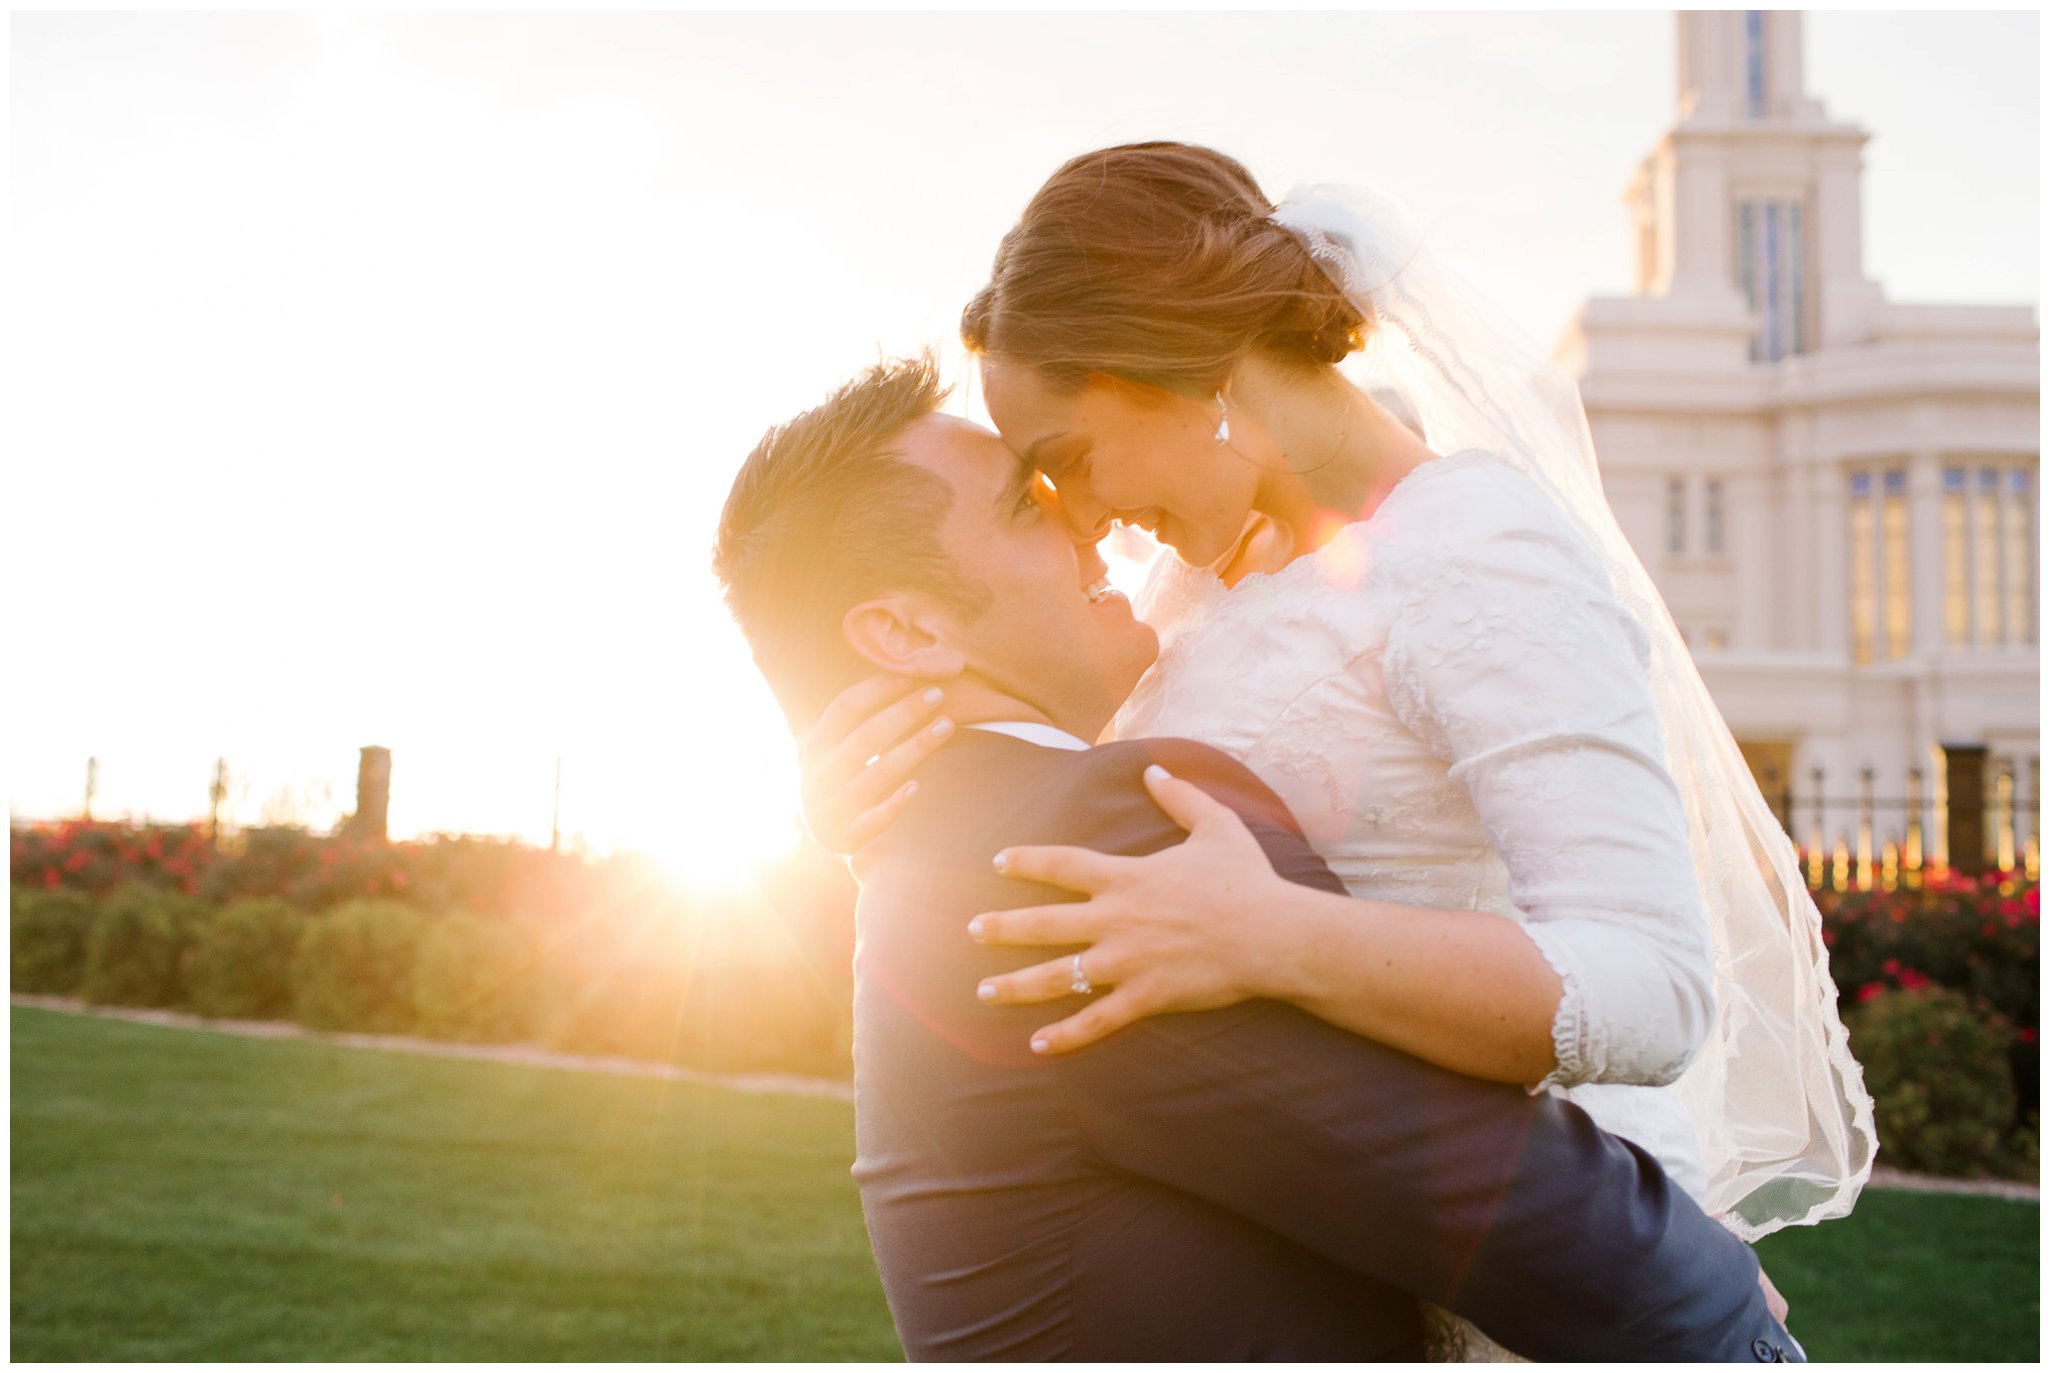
top-left (800, 142), bottom-right (1875, 1303)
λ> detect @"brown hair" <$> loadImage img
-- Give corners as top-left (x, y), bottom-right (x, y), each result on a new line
top-left (961, 142), bottom-right (1369, 395)
top-left (713, 355), bottom-right (989, 727)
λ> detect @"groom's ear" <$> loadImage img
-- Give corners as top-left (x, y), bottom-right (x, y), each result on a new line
top-left (842, 595), bottom-right (969, 680)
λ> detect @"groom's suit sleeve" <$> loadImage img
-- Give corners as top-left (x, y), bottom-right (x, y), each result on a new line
top-left (1041, 739), bottom-right (1798, 1363)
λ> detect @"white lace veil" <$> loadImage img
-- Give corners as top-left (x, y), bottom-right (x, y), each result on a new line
top-left (1270, 184), bottom-right (1877, 1240)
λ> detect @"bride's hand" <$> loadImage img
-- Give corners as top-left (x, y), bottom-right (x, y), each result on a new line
top-left (797, 673), bottom-right (958, 855)
top-left (1757, 1265), bottom-right (1790, 1327)
top-left (969, 766), bottom-right (1288, 1053)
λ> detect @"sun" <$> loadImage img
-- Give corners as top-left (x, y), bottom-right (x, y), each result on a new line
top-left (631, 807), bottom-right (804, 900)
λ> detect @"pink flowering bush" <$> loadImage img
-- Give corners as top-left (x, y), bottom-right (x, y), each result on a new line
top-left (1815, 873), bottom-right (2038, 1175)
top-left (12, 821), bottom-right (211, 898)
top-left (1847, 985), bottom-right (2020, 1177)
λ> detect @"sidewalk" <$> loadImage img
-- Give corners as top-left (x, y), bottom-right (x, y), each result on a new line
top-left (10, 993), bottom-right (853, 1104)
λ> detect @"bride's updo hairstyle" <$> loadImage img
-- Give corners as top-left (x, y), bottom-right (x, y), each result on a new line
top-left (962, 142), bottom-right (1370, 395)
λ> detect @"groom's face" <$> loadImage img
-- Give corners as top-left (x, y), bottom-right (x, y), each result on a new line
top-left (885, 414), bottom-right (1159, 732)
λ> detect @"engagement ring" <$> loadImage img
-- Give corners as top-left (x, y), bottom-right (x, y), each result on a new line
top-left (1070, 954), bottom-right (1093, 997)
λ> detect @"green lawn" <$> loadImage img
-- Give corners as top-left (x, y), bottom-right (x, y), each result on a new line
top-left (1754, 1187), bottom-right (2039, 1361)
top-left (11, 1005), bottom-right (2041, 1362)
top-left (10, 1006), bottom-right (900, 1361)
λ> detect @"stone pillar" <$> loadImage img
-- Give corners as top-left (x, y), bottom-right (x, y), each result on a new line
top-left (1814, 139), bottom-right (1880, 347)
top-left (353, 746), bottom-right (391, 843)
top-left (1670, 141), bottom-right (1735, 301)
top-left (1729, 469), bottom-right (1774, 650)
top-left (1808, 461), bottom-right (1849, 659)
top-left (1907, 452), bottom-right (1946, 657)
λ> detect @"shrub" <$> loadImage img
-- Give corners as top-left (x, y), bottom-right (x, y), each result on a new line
top-left (10, 888), bottom-right (98, 994)
top-left (186, 898), bottom-right (304, 1020)
top-left (533, 896), bottom-right (854, 1077)
top-left (411, 913), bottom-right (539, 1044)
top-left (78, 884), bottom-right (209, 1008)
top-left (12, 821), bottom-right (211, 898)
top-left (291, 899), bottom-right (428, 1034)
top-left (1848, 986), bottom-right (2018, 1177)
top-left (534, 905), bottom-right (699, 1062)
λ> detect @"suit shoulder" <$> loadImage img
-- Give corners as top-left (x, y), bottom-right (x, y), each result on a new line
top-left (1080, 737), bottom-right (1305, 837)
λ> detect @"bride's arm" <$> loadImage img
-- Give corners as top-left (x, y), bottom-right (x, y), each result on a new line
top-left (1373, 498), bottom-right (1715, 1093)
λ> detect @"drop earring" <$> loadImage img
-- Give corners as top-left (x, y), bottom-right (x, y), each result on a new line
top-left (1213, 392), bottom-right (1231, 444)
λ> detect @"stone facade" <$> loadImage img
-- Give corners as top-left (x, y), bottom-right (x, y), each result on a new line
top-left (1557, 10), bottom-right (2039, 867)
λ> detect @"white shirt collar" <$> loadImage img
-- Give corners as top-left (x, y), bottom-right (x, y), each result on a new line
top-left (964, 720), bottom-right (1093, 752)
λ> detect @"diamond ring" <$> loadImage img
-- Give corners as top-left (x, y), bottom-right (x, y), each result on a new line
top-left (1070, 954), bottom-right (1093, 997)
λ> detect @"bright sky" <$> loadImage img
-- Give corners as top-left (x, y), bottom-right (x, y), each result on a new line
top-left (8, 10), bottom-right (2039, 880)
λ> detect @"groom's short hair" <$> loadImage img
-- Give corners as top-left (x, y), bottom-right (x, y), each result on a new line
top-left (714, 354), bottom-right (990, 728)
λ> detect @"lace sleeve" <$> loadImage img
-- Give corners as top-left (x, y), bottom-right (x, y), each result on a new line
top-left (1377, 492), bottom-right (1715, 1092)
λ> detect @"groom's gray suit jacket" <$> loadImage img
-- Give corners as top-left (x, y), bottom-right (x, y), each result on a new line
top-left (851, 727), bottom-right (1799, 1362)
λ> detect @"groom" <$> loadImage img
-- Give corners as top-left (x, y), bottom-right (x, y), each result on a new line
top-left (713, 356), bottom-right (1799, 1362)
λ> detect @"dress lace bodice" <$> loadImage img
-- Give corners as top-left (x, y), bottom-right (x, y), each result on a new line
top-left (1113, 449), bottom-right (1714, 1198)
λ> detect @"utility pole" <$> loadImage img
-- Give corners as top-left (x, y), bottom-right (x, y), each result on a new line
top-left (83, 757), bottom-right (98, 821)
top-left (550, 756), bottom-right (563, 854)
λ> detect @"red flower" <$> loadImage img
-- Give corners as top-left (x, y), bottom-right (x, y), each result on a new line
top-left (145, 836), bottom-right (163, 860)
top-left (1883, 957), bottom-right (1901, 975)
top-left (63, 849), bottom-right (90, 872)
top-left (42, 868), bottom-right (60, 889)
top-left (2020, 1027), bottom-right (2038, 1045)
top-left (1858, 982), bottom-right (1885, 1004)
top-left (1897, 968), bottom-right (1931, 992)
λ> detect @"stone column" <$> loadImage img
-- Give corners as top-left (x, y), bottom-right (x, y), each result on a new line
top-left (1670, 140), bottom-right (1735, 301)
top-left (1808, 460), bottom-right (1849, 659)
top-left (1907, 452), bottom-right (1947, 658)
top-left (353, 746), bottom-right (391, 843)
top-left (1814, 138), bottom-right (1880, 347)
top-left (1727, 469), bottom-right (1772, 650)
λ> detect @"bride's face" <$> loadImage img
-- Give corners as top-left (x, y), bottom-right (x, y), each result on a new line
top-left (979, 355), bottom-right (1265, 569)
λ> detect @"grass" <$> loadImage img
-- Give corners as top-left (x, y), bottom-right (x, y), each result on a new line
top-left (11, 1004), bottom-right (2041, 1362)
top-left (10, 1006), bottom-right (900, 1361)
top-left (1754, 1186), bottom-right (2039, 1362)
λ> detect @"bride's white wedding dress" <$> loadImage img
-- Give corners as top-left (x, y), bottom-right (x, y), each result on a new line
top-left (1116, 447), bottom-right (1713, 1186)
top-left (1112, 448), bottom-right (1716, 1356)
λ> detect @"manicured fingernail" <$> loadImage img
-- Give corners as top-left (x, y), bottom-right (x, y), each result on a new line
top-left (932, 717), bottom-right (955, 738)
top-left (1144, 764), bottom-right (1171, 783)
top-left (967, 916), bottom-right (986, 939)
top-left (923, 686), bottom-right (944, 706)
top-left (977, 981), bottom-right (996, 1003)
top-left (1030, 1037), bottom-right (1050, 1054)
top-left (991, 851), bottom-right (1009, 874)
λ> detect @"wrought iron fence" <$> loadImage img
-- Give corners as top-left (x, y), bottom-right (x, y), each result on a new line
top-left (1760, 762), bottom-right (2040, 892)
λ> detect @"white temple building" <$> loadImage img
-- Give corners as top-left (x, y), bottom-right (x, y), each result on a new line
top-left (1557, 9), bottom-right (2040, 871)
